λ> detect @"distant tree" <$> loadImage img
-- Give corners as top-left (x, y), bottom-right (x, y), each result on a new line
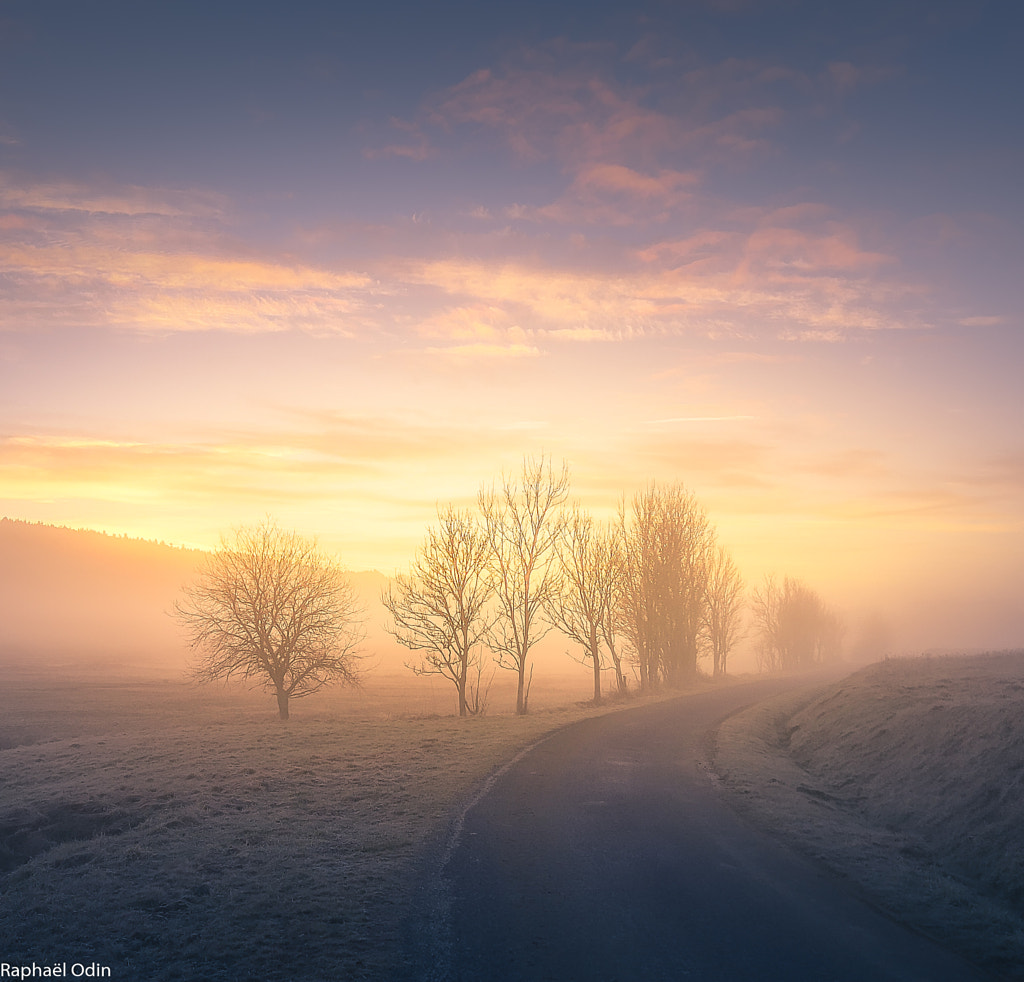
top-left (848, 611), bottom-right (893, 662)
top-left (382, 506), bottom-right (494, 717)
top-left (751, 574), bottom-right (842, 673)
top-left (479, 454), bottom-right (570, 715)
top-left (618, 484), bottom-right (715, 689)
top-left (703, 546), bottom-right (745, 678)
top-left (751, 575), bottom-right (783, 673)
top-left (545, 508), bottom-right (619, 704)
top-left (175, 520), bottom-right (365, 720)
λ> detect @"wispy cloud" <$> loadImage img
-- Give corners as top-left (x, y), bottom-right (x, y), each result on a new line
top-left (645, 415), bottom-right (756, 423)
top-left (363, 116), bottom-right (435, 161)
top-left (959, 315), bottom-right (1005, 327)
top-left (0, 174), bottom-right (381, 335)
top-left (424, 341), bottom-right (541, 360)
top-left (0, 163), bottom-right (920, 344)
top-left (428, 51), bottom-right (786, 171)
top-left (0, 172), bottom-right (226, 217)
top-left (402, 242), bottom-right (916, 342)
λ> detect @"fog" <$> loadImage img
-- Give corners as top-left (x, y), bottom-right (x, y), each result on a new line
top-left (0, 519), bottom-right (413, 680)
top-left (0, 519), bottom-right (596, 706)
top-left (3, 517), bottom-right (1023, 978)
top-left (2, 518), bottom-right (1020, 691)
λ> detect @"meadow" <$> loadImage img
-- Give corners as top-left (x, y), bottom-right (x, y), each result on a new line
top-left (5, 654), bottom-right (1024, 980)
top-left (0, 669), bottom-right (659, 981)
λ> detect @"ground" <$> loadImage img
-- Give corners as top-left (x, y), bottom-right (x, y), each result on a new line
top-left (0, 670), bottom-right (660, 980)
top-left (2, 655), bottom-right (1022, 979)
top-left (714, 652), bottom-right (1024, 980)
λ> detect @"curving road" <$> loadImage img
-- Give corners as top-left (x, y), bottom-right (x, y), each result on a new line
top-left (423, 678), bottom-right (990, 982)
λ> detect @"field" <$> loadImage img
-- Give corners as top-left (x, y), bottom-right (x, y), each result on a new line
top-left (6, 654), bottom-right (1024, 980)
top-left (0, 668), bottom-right (672, 981)
top-left (715, 651), bottom-right (1024, 979)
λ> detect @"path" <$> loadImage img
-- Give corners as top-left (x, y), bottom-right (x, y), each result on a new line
top-left (428, 679), bottom-right (989, 981)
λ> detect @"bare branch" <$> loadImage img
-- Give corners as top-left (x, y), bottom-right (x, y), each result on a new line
top-left (479, 453), bottom-right (570, 714)
top-left (174, 519), bottom-right (365, 719)
top-left (703, 545), bottom-right (745, 678)
top-left (382, 505), bottom-right (493, 716)
top-left (617, 483), bottom-right (715, 689)
top-left (752, 574), bottom-right (843, 672)
top-left (544, 507), bottom-right (618, 703)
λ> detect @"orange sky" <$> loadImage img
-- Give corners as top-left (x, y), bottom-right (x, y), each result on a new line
top-left (1, 2), bottom-right (1022, 654)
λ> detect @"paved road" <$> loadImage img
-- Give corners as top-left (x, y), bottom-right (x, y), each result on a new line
top-left (430, 678), bottom-right (990, 982)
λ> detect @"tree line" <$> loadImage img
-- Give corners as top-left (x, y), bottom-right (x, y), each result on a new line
top-left (176, 454), bottom-right (844, 719)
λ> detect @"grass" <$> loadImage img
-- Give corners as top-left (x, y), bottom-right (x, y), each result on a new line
top-left (0, 669), bottom-right (664, 980)
top-left (12, 655), bottom-right (1021, 979)
top-left (714, 651), bottom-right (1024, 980)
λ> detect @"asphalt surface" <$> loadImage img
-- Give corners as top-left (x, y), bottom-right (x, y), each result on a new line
top-left (427, 678), bottom-right (991, 982)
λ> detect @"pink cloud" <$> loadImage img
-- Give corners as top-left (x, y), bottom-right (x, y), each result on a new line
top-left (363, 117), bottom-right (435, 161)
top-left (0, 172), bottom-right (226, 218)
top-left (429, 50), bottom-right (789, 172)
top-left (573, 164), bottom-right (699, 199)
top-left (737, 225), bottom-right (892, 277)
top-left (531, 165), bottom-right (701, 226)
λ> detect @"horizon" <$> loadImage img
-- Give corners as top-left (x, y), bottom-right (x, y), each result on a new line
top-left (2, 1), bottom-right (1022, 655)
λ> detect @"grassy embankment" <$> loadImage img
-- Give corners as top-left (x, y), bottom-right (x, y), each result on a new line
top-left (715, 651), bottom-right (1024, 980)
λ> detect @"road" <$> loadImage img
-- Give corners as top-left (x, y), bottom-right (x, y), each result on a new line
top-left (421, 678), bottom-right (990, 982)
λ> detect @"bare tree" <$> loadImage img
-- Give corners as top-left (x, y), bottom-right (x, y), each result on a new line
top-left (382, 505), bottom-right (493, 717)
top-left (479, 454), bottom-right (570, 715)
top-left (596, 524), bottom-right (629, 696)
top-left (703, 545), bottom-right (744, 678)
top-left (175, 520), bottom-right (365, 720)
top-left (752, 574), bottom-right (842, 673)
top-left (618, 483), bottom-right (715, 689)
top-left (545, 507), bottom-right (618, 704)
top-left (751, 574), bottom-right (783, 673)
top-left (617, 488), bottom-right (660, 691)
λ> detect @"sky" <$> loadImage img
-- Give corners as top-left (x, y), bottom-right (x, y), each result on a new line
top-left (1, 0), bottom-right (1022, 652)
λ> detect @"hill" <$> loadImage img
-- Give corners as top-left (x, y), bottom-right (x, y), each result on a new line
top-left (715, 652), bottom-right (1024, 979)
top-left (0, 519), bottom-right (405, 677)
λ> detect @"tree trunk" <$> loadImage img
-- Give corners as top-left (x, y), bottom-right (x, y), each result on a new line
top-left (276, 688), bottom-right (290, 721)
top-left (516, 660), bottom-right (533, 715)
top-left (457, 671), bottom-right (468, 717)
top-left (606, 636), bottom-right (627, 695)
top-left (590, 629), bottom-right (602, 704)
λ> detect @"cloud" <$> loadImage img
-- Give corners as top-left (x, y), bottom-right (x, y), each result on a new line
top-left (531, 164), bottom-right (701, 225)
top-left (573, 164), bottom-right (699, 199)
top-left (0, 172), bottom-right (226, 217)
top-left (429, 55), bottom-right (785, 171)
top-left (736, 224), bottom-right (891, 276)
top-left (414, 303), bottom-right (520, 342)
top-left (0, 413), bottom-right (557, 527)
top-left (823, 61), bottom-right (895, 97)
top-left (363, 116), bottom-right (435, 161)
top-left (959, 315), bottom-right (1005, 327)
top-left (0, 243), bottom-right (380, 335)
top-left (424, 342), bottom-right (541, 360)
top-left (645, 416), bottom-right (756, 424)
top-left (0, 174), bottom-right (381, 335)
top-left (403, 232), bottom-right (915, 342)
top-left (2, 244), bottom-right (372, 293)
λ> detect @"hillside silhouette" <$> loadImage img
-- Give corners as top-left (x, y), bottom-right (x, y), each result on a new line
top-left (0, 519), bottom-right (402, 677)
top-left (0, 519), bottom-right (204, 674)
